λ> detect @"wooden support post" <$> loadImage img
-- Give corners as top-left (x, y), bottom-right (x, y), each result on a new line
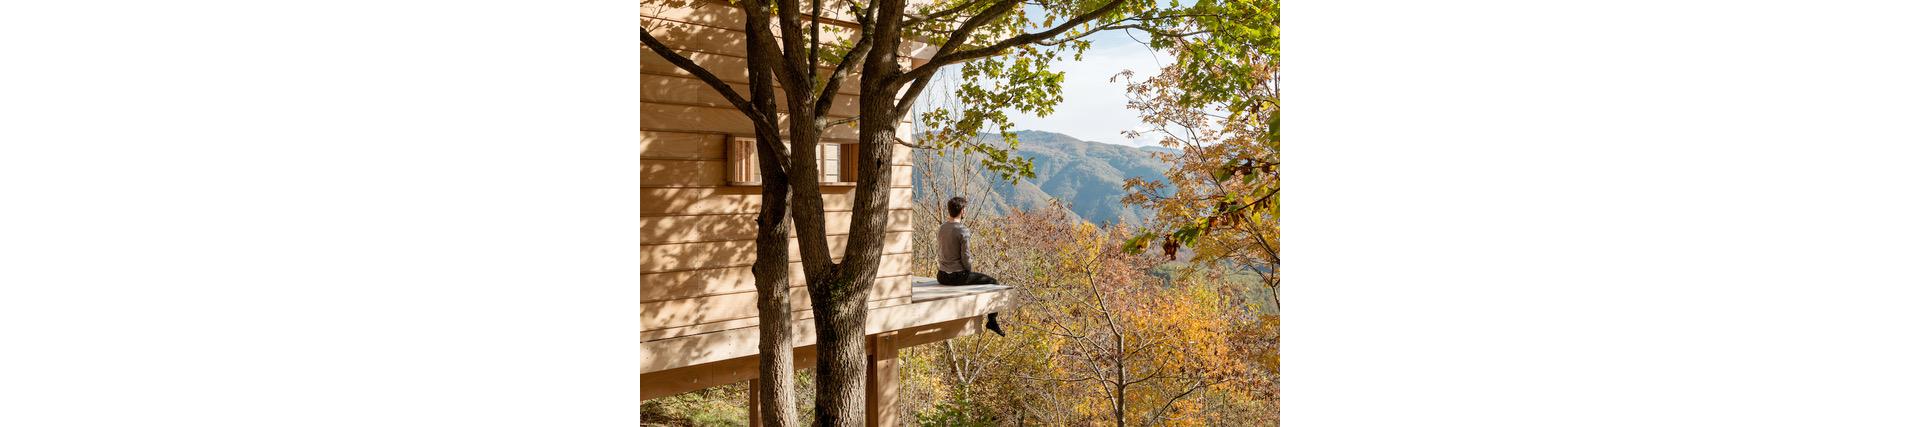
top-left (866, 332), bottom-right (899, 427)
top-left (748, 378), bottom-right (762, 427)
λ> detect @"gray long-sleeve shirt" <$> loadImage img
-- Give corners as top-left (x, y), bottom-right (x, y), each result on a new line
top-left (937, 220), bottom-right (972, 273)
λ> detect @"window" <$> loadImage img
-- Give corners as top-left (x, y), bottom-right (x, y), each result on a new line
top-left (728, 136), bottom-right (858, 186)
top-left (819, 143), bottom-right (840, 183)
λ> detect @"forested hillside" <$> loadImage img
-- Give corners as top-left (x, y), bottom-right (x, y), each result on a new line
top-left (912, 131), bottom-right (1171, 226)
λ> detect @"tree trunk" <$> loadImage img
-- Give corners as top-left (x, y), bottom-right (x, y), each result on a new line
top-left (800, 0), bottom-right (907, 421)
top-left (809, 281), bottom-right (869, 425)
top-left (751, 167), bottom-right (797, 427)
top-left (742, 4), bottom-right (796, 425)
top-left (1113, 334), bottom-right (1127, 426)
top-left (807, 101), bottom-right (896, 418)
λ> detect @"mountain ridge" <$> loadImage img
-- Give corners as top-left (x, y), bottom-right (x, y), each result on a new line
top-left (912, 130), bottom-right (1172, 226)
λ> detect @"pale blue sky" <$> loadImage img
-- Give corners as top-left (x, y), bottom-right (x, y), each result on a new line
top-left (916, 30), bottom-right (1169, 147)
top-left (1005, 30), bottom-right (1169, 147)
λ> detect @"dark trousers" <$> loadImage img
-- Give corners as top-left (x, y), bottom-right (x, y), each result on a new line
top-left (936, 270), bottom-right (998, 286)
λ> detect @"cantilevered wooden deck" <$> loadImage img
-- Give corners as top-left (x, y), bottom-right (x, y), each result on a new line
top-left (641, 277), bottom-right (1010, 399)
top-left (907, 277), bottom-right (1011, 302)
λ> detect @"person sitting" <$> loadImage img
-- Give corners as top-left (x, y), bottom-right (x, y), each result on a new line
top-left (936, 197), bottom-right (1004, 335)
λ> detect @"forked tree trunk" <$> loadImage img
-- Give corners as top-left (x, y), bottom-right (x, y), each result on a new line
top-left (653, 0), bottom-right (1138, 423)
top-left (795, 0), bottom-right (906, 422)
top-left (810, 45), bottom-right (908, 427)
top-left (794, 74), bottom-right (895, 424)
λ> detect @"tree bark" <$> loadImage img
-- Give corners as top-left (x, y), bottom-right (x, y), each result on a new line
top-left (797, 0), bottom-right (911, 423)
top-left (750, 159), bottom-right (797, 427)
top-left (810, 280), bottom-right (870, 425)
top-left (757, 0), bottom-right (898, 423)
top-left (744, 4), bottom-right (797, 426)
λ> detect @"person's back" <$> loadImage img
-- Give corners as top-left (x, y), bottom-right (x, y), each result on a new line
top-left (934, 197), bottom-right (996, 287)
top-left (934, 196), bottom-right (1004, 335)
top-left (937, 220), bottom-right (971, 274)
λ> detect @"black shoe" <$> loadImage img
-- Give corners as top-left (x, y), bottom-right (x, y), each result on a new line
top-left (985, 312), bottom-right (1005, 336)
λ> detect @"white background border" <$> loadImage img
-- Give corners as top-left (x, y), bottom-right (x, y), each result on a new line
top-left (2, 1), bottom-right (640, 425)
top-left (1285, 0), bottom-right (1920, 425)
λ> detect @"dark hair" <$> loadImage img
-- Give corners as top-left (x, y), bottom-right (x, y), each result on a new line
top-left (946, 197), bottom-right (968, 218)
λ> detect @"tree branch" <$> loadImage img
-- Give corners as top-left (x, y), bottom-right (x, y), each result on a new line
top-left (770, 0), bottom-right (813, 88)
top-left (901, 0), bottom-right (994, 28)
top-left (824, 116), bottom-right (860, 128)
top-left (814, 2), bottom-right (874, 115)
top-left (1144, 378), bottom-right (1217, 425)
top-left (1034, 23), bottom-right (1205, 46)
top-left (641, 27), bottom-right (764, 124)
top-left (736, 0), bottom-right (808, 95)
top-left (894, 0), bottom-right (1135, 86)
top-left (809, 0), bottom-right (821, 79)
top-left (892, 135), bottom-right (932, 149)
top-left (890, 0), bottom-right (1020, 116)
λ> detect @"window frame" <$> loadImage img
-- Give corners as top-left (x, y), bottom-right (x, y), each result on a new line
top-left (727, 136), bottom-right (858, 187)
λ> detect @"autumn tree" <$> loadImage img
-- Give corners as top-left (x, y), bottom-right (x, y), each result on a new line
top-left (903, 205), bottom-right (1277, 425)
top-left (1121, 0), bottom-right (1280, 310)
top-left (750, 0), bottom-right (1163, 424)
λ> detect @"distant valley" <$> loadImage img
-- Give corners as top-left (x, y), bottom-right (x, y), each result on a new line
top-left (912, 130), bottom-right (1172, 226)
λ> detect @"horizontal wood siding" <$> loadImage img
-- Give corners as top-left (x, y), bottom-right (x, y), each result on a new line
top-left (643, 237), bottom-right (914, 300)
top-left (640, 233), bottom-right (913, 275)
top-left (644, 49), bottom-right (861, 96)
top-left (643, 0), bottom-right (860, 42)
top-left (640, 103), bottom-right (863, 140)
top-left (642, 187), bottom-right (913, 215)
top-left (641, 130), bottom-right (911, 164)
top-left (642, 276), bottom-right (914, 335)
top-left (642, 2), bottom-right (915, 339)
top-left (641, 1), bottom-right (934, 65)
top-left (642, 73), bottom-right (861, 118)
top-left (642, 209), bottom-right (912, 245)
top-left (642, 158), bottom-right (912, 188)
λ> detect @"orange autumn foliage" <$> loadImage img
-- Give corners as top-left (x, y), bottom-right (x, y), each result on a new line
top-left (905, 205), bottom-right (1276, 425)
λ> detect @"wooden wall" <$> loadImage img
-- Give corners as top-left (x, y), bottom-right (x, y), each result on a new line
top-left (642, 0), bottom-right (918, 343)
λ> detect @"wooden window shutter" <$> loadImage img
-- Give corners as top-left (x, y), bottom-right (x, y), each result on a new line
top-left (730, 137), bottom-right (859, 186)
top-left (838, 143), bottom-right (859, 183)
top-left (728, 136), bottom-right (760, 186)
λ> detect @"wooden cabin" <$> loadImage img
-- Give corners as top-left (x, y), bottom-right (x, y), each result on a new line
top-left (641, 1), bottom-right (1010, 424)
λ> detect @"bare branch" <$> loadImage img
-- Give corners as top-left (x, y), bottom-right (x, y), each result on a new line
top-left (892, 135), bottom-right (932, 149)
top-left (1034, 24), bottom-right (1205, 46)
top-left (824, 116), bottom-right (860, 128)
top-left (1009, 373), bottom-right (1099, 383)
top-left (1144, 378), bottom-right (1219, 425)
